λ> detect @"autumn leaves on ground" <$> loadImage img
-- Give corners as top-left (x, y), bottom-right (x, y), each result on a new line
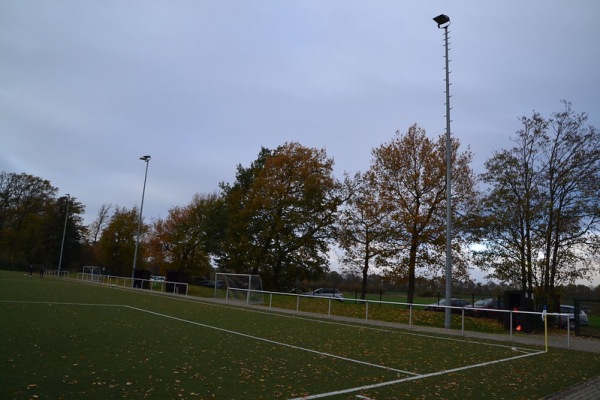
top-left (2, 271), bottom-right (599, 399)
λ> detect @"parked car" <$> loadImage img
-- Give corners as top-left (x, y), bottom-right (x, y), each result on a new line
top-left (425, 298), bottom-right (470, 313)
top-left (150, 275), bottom-right (166, 282)
top-left (558, 305), bottom-right (589, 329)
top-left (467, 298), bottom-right (500, 318)
top-left (193, 277), bottom-right (223, 288)
top-left (191, 276), bottom-right (207, 285)
top-left (206, 280), bottom-right (224, 289)
top-left (304, 288), bottom-right (344, 301)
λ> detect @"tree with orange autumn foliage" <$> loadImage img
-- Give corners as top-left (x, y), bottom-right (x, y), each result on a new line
top-left (218, 142), bottom-right (342, 289)
top-left (337, 171), bottom-right (394, 299)
top-left (368, 124), bottom-right (477, 303)
top-left (147, 193), bottom-right (220, 277)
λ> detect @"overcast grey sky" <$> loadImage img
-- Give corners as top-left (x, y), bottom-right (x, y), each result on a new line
top-left (2, 1), bottom-right (600, 282)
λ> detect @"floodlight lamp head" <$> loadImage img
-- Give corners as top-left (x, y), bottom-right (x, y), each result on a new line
top-left (433, 14), bottom-right (450, 28)
top-left (140, 155), bottom-right (151, 162)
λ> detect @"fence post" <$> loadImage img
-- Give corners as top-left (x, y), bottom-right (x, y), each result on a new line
top-left (509, 310), bottom-right (513, 341)
top-left (567, 318), bottom-right (570, 346)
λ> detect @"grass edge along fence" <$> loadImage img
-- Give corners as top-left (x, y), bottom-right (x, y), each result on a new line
top-left (73, 273), bottom-right (575, 348)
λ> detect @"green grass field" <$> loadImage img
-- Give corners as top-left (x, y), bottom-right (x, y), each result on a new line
top-left (1, 271), bottom-right (599, 399)
top-left (589, 315), bottom-right (600, 329)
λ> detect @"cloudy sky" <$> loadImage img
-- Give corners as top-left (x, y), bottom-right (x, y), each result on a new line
top-left (2, 1), bottom-right (600, 281)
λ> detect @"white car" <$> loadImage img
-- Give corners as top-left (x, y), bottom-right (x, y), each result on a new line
top-left (304, 288), bottom-right (344, 301)
top-left (558, 305), bottom-right (589, 329)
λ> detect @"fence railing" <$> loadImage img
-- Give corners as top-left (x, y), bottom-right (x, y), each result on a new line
top-left (76, 272), bottom-right (189, 296)
top-left (45, 269), bottom-right (69, 278)
top-left (72, 275), bottom-right (575, 347)
top-left (220, 287), bottom-right (574, 346)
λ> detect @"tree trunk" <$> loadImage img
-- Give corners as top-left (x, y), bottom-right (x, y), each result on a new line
top-left (361, 244), bottom-right (370, 300)
top-left (406, 240), bottom-right (418, 304)
top-left (361, 262), bottom-right (368, 300)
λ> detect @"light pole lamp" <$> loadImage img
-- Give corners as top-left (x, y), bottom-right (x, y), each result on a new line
top-left (132, 155), bottom-right (151, 287)
top-left (433, 13), bottom-right (452, 329)
top-left (58, 194), bottom-right (70, 275)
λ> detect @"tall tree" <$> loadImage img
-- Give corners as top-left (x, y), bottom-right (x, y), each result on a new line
top-left (147, 193), bottom-right (219, 277)
top-left (477, 114), bottom-right (548, 292)
top-left (0, 172), bottom-right (85, 269)
top-left (478, 102), bottom-right (600, 295)
top-left (540, 103), bottom-right (600, 291)
top-left (218, 142), bottom-right (342, 289)
top-left (217, 147), bottom-right (271, 275)
top-left (97, 206), bottom-right (142, 276)
top-left (33, 195), bottom-right (85, 269)
top-left (337, 171), bottom-right (393, 299)
top-left (369, 125), bottom-right (477, 303)
top-left (88, 204), bottom-right (112, 245)
top-left (0, 172), bottom-right (57, 264)
top-left (80, 203), bottom-right (113, 266)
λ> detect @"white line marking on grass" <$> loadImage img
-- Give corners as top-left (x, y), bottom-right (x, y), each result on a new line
top-left (0, 300), bottom-right (121, 307)
top-left (2, 300), bottom-right (415, 376)
top-left (4, 300), bottom-right (547, 399)
top-left (177, 300), bottom-right (539, 355)
top-left (79, 278), bottom-right (544, 355)
top-left (288, 349), bottom-right (546, 399)
top-left (226, 307), bottom-right (541, 355)
top-left (123, 305), bottom-right (418, 376)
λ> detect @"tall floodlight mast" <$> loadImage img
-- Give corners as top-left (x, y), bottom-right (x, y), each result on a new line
top-left (58, 194), bottom-right (70, 276)
top-left (132, 155), bottom-right (151, 287)
top-left (433, 13), bottom-right (452, 329)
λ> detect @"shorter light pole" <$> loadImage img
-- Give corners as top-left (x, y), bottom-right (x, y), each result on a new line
top-left (132, 155), bottom-right (151, 287)
top-left (58, 194), bottom-right (70, 276)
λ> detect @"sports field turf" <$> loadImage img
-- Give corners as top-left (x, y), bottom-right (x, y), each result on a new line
top-left (1, 270), bottom-right (599, 399)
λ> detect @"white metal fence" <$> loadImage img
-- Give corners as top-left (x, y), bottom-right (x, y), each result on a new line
top-left (44, 269), bottom-right (69, 278)
top-left (219, 287), bottom-right (574, 346)
top-left (76, 272), bottom-right (189, 296)
top-left (72, 274), bottom-right (575, 347)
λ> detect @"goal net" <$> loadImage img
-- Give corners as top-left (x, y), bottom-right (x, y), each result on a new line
top-left (215, 273), bottom-right (264, 305)
top-left (81, 266), bottom-right (103, 282)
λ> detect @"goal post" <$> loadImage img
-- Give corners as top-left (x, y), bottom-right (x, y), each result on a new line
top-left (81, 266), bottom-right (103, 282)
top-left (215, 273), bottom-right (264, 305)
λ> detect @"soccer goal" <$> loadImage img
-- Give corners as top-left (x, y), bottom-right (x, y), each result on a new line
top-left (215, 273), bottom-right (264, 305)
top-left (81, 266), bottom-right (103, 282)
